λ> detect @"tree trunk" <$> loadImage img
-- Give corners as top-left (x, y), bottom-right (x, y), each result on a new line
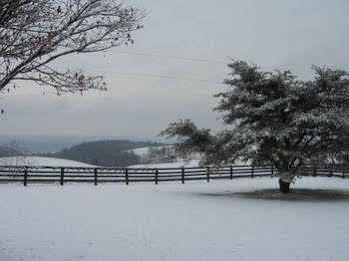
top-left (278, 178), bottom-right (290, 194)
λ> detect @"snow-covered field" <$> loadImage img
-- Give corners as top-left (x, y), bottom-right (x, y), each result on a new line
top-left (1, 177), bottom-right (349, 261)
top-left (131, 147), bottom-right (152, 158)
top-left (128, 146), bottom-right (248, 168)
top-left (128, 146), bottom-right (200, 168)
top-left (128, 160), bottom-right (199, 169)
top-left (0, 156), bottom-right (96, 167)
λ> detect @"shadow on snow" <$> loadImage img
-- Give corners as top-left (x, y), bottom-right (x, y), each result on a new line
top-left (195, 188), bottom-right (349, 202)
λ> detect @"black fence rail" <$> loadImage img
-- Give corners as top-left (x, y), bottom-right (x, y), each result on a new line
top-left (0, 164), bottom-right (348, 186)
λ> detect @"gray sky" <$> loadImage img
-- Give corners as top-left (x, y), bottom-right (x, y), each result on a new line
top-left (1, 0), bottom-right (349, 138)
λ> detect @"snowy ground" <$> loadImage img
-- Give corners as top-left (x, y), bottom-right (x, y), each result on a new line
top-left (1, 177), bottom-right (349, 261)
top-left (128, 160), bottom-right (199, 168)
top-left (130, 147), bottom-right (152, 158)
top-left (128, 146), bottom-right (248, 168)
top-left (128, 146), bottom-right (201, 168)
top-left (0, 156), bottom-right (96, 167)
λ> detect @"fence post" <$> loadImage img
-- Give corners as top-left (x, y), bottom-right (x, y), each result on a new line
top-left (328, 165), bottom-right (333, 177)
top-left (155, 169), bottom-right (159, 185)
top-left (230, 166), bottom-right (233, 179)
top-left (313, 165), bottom-right (317, 177)
top-left (94, 168), bottom-right (98, 186)
top-left (206, 167), bottom-right (210, 182)
top-left (60, 168), bottom-right (64, 186)
top-left (125, 169), bottom-right (129, 185)
top-left (271, 165), bottom-right (274, 176)
top-left (251, 165), bottom-right (254, 178)
top-left (24, 167), bottom-right (28, 186)
top-left (181, 167), bottom-right (185, 184)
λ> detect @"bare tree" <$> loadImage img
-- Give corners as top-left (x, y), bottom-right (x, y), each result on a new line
top-left (0, 140), bottom-right (36, 178)
top-left (0, 0), bottom-right (145, 94)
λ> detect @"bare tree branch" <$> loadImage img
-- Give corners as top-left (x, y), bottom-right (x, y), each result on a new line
top-left (0, 0), bottom-right (146, 93)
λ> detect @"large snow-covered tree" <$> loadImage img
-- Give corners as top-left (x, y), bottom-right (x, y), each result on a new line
top-left (0, 0), bottom-right (145, 94)
top-left (161, 61), bottom-right (349, 193)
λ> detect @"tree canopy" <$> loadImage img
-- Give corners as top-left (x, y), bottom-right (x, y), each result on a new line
top-left (161, 61), bottom-right (349, 192)
top-left (0, 0), bottom-right (145, 94)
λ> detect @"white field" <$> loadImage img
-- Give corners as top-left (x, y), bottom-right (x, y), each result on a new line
top-left (128, 159), bottom-right (248, 169)
top-left (129, 146), bottom-right (200, 168)
top-left (0, 156), bottom-right (96, 167)
top-left (128, 160), bottom-right (199, 169)
top-left (128, 146), bottom-right (250, 168)
top-left (1, 177), bottom-right (349, 261)
top-left (131, 147), bottom-right (152, 158)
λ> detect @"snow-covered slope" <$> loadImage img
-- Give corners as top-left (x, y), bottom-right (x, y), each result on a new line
top-left (128, 146), bottom-right (250, 168)
top-left (130, 147), bottom-right (151, 158)
top-left (128, 146), bottom-right (200, 168)
top-left (128, 159), bottom-right (199, 168)
top-left (0, 156), bottom-right (96, 167)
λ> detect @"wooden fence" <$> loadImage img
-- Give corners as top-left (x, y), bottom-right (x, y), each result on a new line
top-left (0, 164), bottom-right (348, 186)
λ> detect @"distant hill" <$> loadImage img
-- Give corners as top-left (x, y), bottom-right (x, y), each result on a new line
top-left (0, 145), bottom-right (22, 157)
top-left (0, 135), bottom-right (165, 153)
top-left (40, 140), bottom-right (162, 167)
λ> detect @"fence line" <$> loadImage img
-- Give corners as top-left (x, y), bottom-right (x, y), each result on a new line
top-left (0, 164), bottom-right (348, 186)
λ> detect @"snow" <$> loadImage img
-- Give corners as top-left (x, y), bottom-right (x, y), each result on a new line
top-left (128, 159), bottom-right (248, 169)
top-left (128, 159), bottom-right (199, 168)
top-left (0, 156), bottom-right (96, 167)
top-left (130, 147), bottom-right (151, 158)
top-left (128, 146), bottom-right (201, 168)
top-left (1, 177), bottom-right (349, 261)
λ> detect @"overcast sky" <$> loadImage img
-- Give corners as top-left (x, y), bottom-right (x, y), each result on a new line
top-left (1, 0), bottom-right (349, 139)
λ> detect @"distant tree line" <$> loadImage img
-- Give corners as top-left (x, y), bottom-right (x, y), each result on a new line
top-left (39, 140), bottom-right (162, 167)
top-left (0, 139), bottom-right (163, 167)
